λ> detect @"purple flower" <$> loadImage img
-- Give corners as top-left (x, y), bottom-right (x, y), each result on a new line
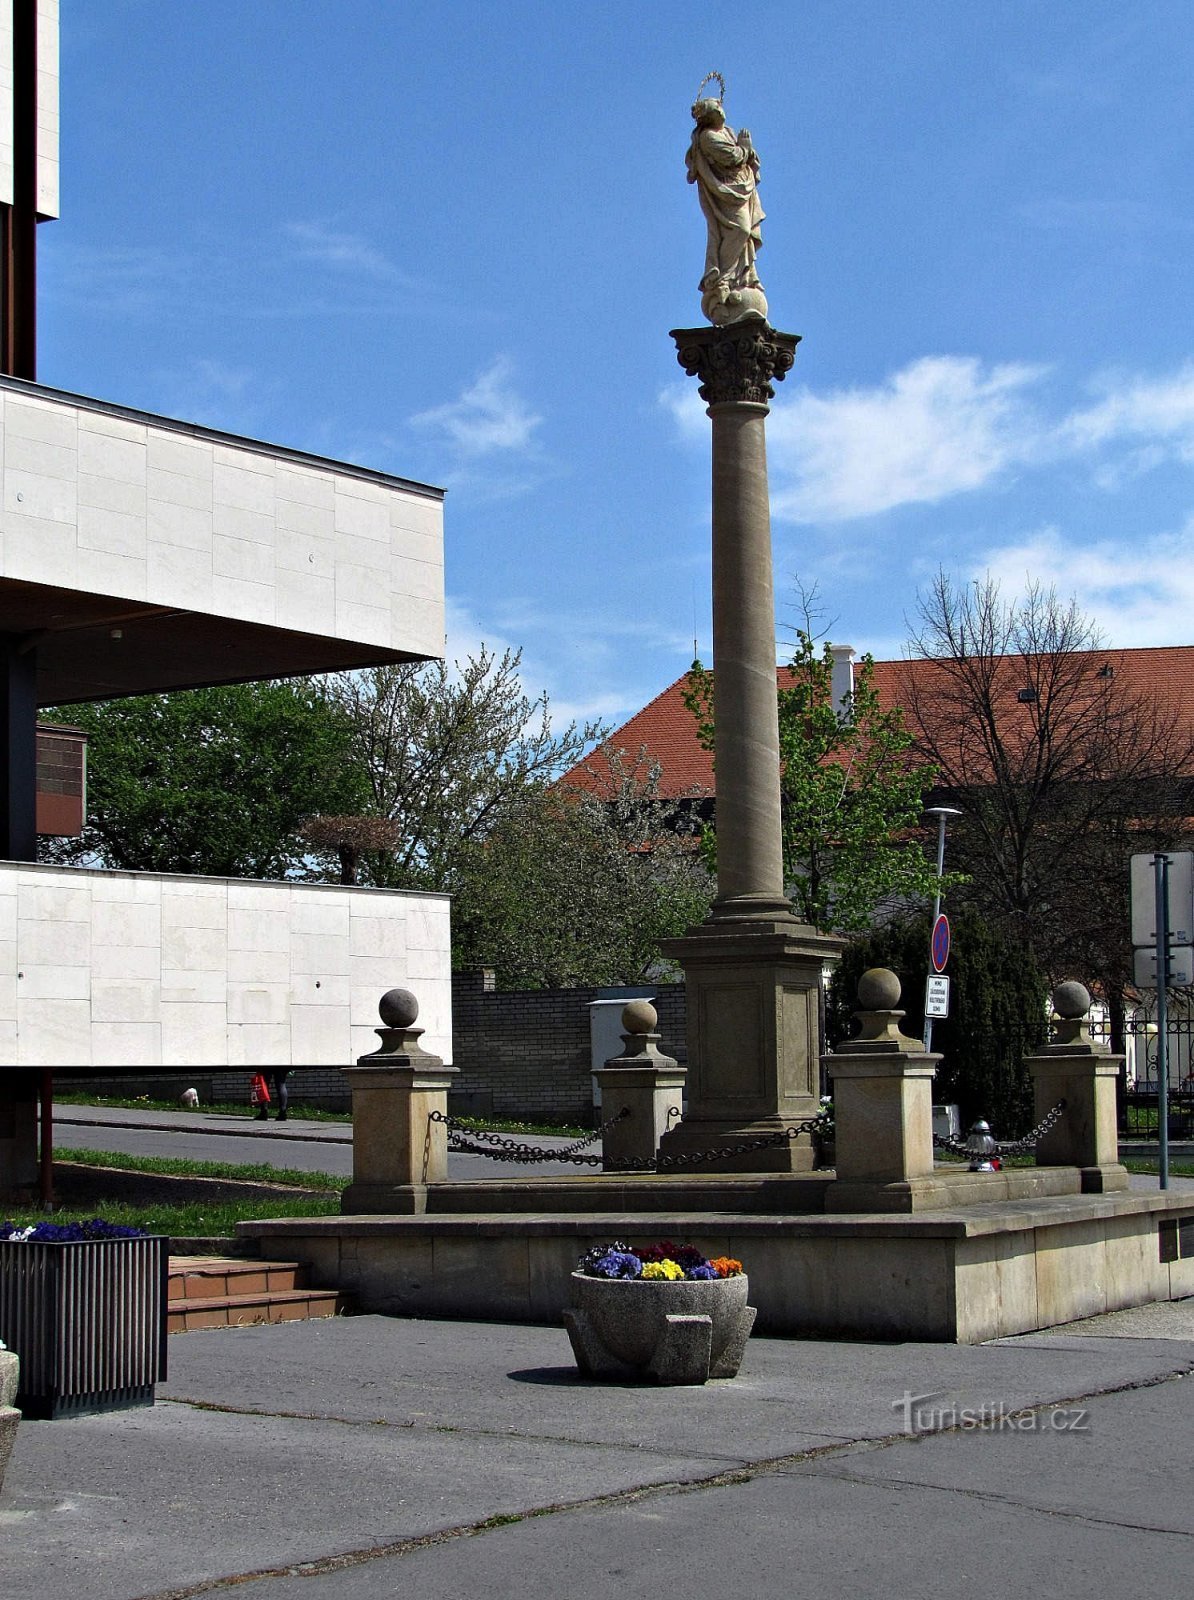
top-left (685, 1264), bottom-right (718, 1280)
top-left (1, 1218), bottom-right (149, 1243)
top-left (590, 1250), bottom-right (643, 1280)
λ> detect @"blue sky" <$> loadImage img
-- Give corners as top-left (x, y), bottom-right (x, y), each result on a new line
top-left (42, 2), bottom-right (1194, 733)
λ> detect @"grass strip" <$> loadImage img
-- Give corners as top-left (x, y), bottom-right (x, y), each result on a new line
top-left (56, 1145), bottom-right (347, 1192)
top-left (54, 1092), bottom-right (588, 1139)
top-left (0, 1193), bottom-right (343, 1235)
top-left (55, 1092), bottom-right (351, 1123)
top-left (1122, 1157), bottom-right (1194, 1177)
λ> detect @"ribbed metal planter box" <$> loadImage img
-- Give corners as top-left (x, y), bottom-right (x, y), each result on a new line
top-left (0, 1236), bottom-right (168, 1419)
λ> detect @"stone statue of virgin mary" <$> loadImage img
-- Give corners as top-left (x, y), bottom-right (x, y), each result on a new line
top-left (686, 80), bottom-right (768, 326)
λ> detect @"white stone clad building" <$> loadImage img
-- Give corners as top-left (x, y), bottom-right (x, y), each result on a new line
top-left (0, 376), bottom-right (452, 1072)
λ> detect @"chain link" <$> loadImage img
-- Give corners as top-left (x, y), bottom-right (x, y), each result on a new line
top-left (427, 1105), bottom-right (629, 1166)
top-left (932, 1100), bottom-right (1067, 1159)
top-left (605, 1113), bottom-right (831, 1174)
top-left (427, 1107), bottom-right (831, 1172)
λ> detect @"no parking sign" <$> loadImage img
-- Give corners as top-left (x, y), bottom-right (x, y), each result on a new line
top-left (931, 914), bottom-right (950, 974)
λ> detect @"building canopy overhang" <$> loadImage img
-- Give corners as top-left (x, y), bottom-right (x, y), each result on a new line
top-left (1, 573), bottom-right (429, 704)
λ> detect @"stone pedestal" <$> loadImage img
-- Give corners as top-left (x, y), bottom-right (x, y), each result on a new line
top-left (1028, 981), bottom-right (1128, 1195)
top-left (660, 317), bottom-right (841, 1172)
top-left (659, 919), bottom-right (839, 1171)
top-left (341, 989), bottom-right (457, 1215)
top-left (594, 1001), bottom-right (686, 1171)
top-left (824, 969), bottom-right (943, 1212)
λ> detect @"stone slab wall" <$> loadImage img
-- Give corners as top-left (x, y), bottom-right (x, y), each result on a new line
top-left (241, 1192), bottom-right (1194, 1342)
top-left (0, 863), bottom-right (451, 1074)
top-left (0, 378), bottom-right (444, 659)
top-left (449, 969), bottom-right (687, 1128)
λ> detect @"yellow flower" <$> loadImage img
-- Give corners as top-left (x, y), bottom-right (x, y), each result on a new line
top-left (641, 1259), bottom-right (686, 1280)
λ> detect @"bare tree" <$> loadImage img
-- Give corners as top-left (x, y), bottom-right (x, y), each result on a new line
top-left (903, 573), bottom-right (1194, 1013)
top-left (320, 648), bottom-right (604, 891)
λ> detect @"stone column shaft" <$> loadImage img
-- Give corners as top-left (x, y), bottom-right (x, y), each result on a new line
top-left (708, 401), bottom-right (786, 914)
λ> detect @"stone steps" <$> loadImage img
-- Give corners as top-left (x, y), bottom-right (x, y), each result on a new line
top-left (168, 1255), bottom-right (344, 1332)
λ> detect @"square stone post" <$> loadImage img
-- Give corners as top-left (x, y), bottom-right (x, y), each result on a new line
top-left (1027, 981), bottom-right (1128, 1194)
top-left (824, 969), bottom-right (943, 1212)
top-left (594, 1000), bottom-right (686, 1171)
top-left (658, 316), bottom-right (841, 1173)
top-left (341, 988), bottom-right (457, 1216)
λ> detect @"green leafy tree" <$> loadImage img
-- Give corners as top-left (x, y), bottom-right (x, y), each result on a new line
top-left (684, 633), bottom-right (941, 932)
top-left (828, 910), bottom-right (1049, 1135)
top-left (452, 748), bottom-right (715, 988)
top-left (40, 681), bottom-right (366, 879)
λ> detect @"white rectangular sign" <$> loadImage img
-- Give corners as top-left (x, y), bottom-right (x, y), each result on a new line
top-left (1130, 851), bottom-right (1194, 947)
top-left (1133, 944), bottom-right (1194, 989)
top-left (925, 974), bottom-right (950, 1018)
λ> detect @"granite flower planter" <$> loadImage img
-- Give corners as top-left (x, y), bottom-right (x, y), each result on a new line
top-left (564, 1270), bottom-right (756, 1385)
top-left (0, 1235), bottom-right (168, 1418)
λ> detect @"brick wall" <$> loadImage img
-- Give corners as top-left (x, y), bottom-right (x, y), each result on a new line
top-left (448, 969), bottom-right (687, 1128)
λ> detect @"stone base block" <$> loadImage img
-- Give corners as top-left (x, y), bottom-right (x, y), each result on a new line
top-left (825, 1165), bottom-right (1083, 1212)
top-left (1078, 1164), bottom-right (1131, 1194)
top-left (658, 1118), bottom-right (817, 1174)
top-left (341, 1182), bottom-right (431, 1215)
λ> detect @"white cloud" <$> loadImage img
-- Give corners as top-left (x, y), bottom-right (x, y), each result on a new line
top-left (285, 221), bottom-right (398, 281)
top-left (1062, 365), bottom-right (1194, 462)
top-left (665, 352), bottom-right (1194, 525)
top-left (977, 520), bottom-right (1194, 648)
top-left (658, 382), bottom-right (706, 440)
top-left (766, 356), bottom-right (1047, 522)
top-left (412, 359), bottom-right (542, 457)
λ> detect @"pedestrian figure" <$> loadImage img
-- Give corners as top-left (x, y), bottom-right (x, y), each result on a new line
top-left (252, 1070), bottom-right (292, 1121)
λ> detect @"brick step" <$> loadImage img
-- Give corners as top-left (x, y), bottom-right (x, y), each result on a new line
top-left (167, 1255), bottom-right (345, 1333)
top-left (169, 1256), bottom-right (307, 1301)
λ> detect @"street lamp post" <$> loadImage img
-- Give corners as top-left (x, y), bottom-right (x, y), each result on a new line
top-left (923, 806), bottom-right (962, 1053)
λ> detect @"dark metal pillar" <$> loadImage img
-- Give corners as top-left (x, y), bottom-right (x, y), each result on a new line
top-left (1, 0), bottom-right (39, 378)
top-left (1, 635), bottom-right (38, 860)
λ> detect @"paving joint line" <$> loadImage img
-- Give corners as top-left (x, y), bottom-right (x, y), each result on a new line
top-left (166, 1396), bottom-right (812, 1463)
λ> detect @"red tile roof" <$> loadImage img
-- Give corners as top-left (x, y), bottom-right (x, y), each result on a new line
top-left (564, 645), bottom-right (1194, 799)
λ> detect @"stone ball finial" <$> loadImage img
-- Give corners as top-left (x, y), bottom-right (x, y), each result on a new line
top-left (857, 968), bottom-right (901, 1011)
top-left (622, 998), bottom-right (658, 1035)
top-left (378, 988), bottom-right (419, 1028)
top-left (1053, 981), bottom-right (1090, 1020)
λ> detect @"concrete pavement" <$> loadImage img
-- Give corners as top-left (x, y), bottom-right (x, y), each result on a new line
top-left (2, 1297), bottom-right (1193, 1600)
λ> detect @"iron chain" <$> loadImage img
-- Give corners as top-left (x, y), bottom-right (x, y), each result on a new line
top-left (932, 1100), bottom-right (1067, 1159)
top-left (427, 1107), bottom-right (830, 1171)
top-left (428, 1105), bottom-right (628, 1166)
top-left (605, 1113), bottom-right (831, 1174)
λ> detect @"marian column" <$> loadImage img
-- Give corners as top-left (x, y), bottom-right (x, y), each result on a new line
top-left (658, 78), bottom-right (839, 1173)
